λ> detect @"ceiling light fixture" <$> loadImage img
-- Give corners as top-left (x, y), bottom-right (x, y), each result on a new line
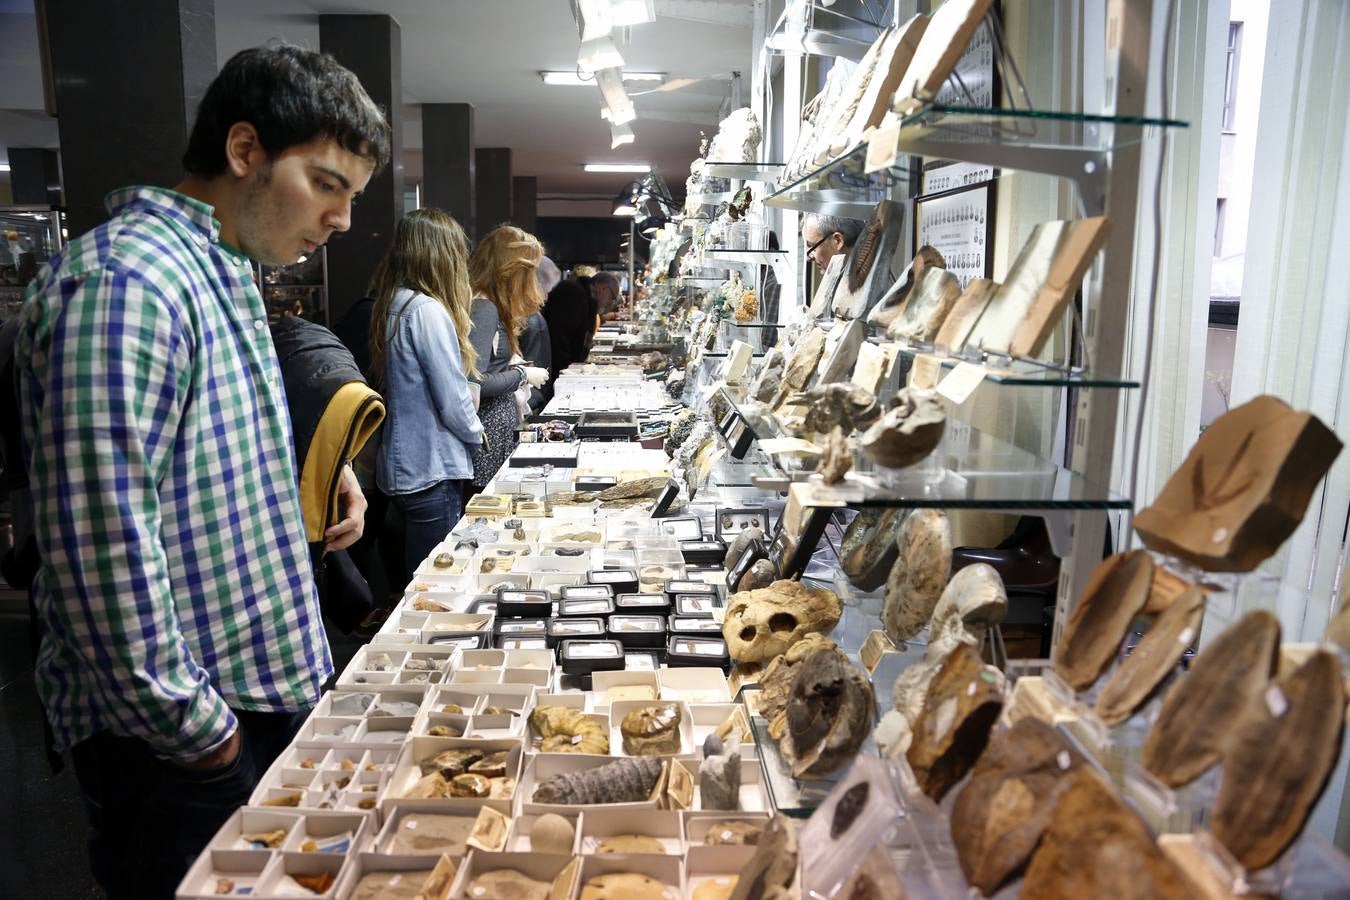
top-left (539, 70), bottom-right (664, 86)
top-left (584, 163), bottom-right (651, 173)
top-left (608, 0), bottom-right (656, 26)
top-left (610, 122), bottom-right (635, 148)
top-left (576, 0), bottom-right (613, 41)
top-left (577, 35), bottom-right (624, 73)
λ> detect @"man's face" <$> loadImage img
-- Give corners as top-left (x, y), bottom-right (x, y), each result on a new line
top-left (802, 223), bottom-right (845, 271)
top-left (235, 137), bottom-right (375, 266)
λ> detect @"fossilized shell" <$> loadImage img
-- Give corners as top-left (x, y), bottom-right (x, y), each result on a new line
top-left (881, 509), bottom-right (952, 642)
top-left (840, 508), bottom-right (908, 591)
top-left (1212, 651), bottom-right (1345, 870)
top-left (1142, 610), bottom-right (1280, 788)
top-left (779, 643), bottom-right (875, 778)
top-left (758, 635), bottom-right (836, 725)
top-left (530, 705), bottom-right (610, 755)
top-left (724, 580), bottom-right (843, 664)
top-left (531, 756), bottom-right (663, 805)
top-left (859, 389), bottom-right (945, 468)
top-left (729, 814), bottom-right (798, 900)
top-left (906, 643), bottom-right (1004, 801)
top-left (531, 813), bottom-right (576, 854)
top-left (792, 382), bottom-right (882, 436)
top-left (951, 717), bottom-right (1083, 894)
top-left (1053, 550), bottom-right (1155, 692)
top-left (723, 525), bottom-right (765, 569)
top-left (620, 704), bottom-right (683, 756)
top-left (1133, 395), bottom-right (1343, 572)
top-left (1020, 767), bottom-right (1195, 900)
top-left (1094, 587), bottom-right (1205, 726)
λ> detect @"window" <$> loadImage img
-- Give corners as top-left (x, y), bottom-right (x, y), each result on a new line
top-left (1215, 198), bottom-right (1226, 257)
top-left (1223, 23), bottom-right (1243, 131)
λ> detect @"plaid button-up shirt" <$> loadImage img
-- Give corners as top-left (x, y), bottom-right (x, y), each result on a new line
top-left (17, 186), bottom-right (332, 760)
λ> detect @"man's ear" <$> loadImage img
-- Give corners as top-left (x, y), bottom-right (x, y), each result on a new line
top-left (224, 122), bottom-right (264, 180)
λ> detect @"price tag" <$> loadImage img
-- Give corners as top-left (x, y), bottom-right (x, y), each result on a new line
top-left (909, 354), bottom-right (943, 389)
top-left (1056, 751), bottom-right (1072, 771)
top-left (1264, 685), bottom-right (1289, 719)
top-left (936, 362), bottom-right (988, 405)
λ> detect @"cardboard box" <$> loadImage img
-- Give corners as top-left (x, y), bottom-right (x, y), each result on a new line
top-left (449, 850), bottom-right (579, 900)
top-left (382, 737), bottom-right (525, 816)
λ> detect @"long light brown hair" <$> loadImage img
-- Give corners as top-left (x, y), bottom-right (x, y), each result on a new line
top-left (368, 208), bottom-right (478, 382)
top-left (468, 225), bottom-right (544, 357)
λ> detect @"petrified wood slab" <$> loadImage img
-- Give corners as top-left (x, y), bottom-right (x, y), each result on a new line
top-left (1094, 587), bottom-right (1205, 726)
top-left (881, 509), bottom-right (952, 642)
top-left (906, 643), bottom-right (1004, 802)
top-left (1020, 767), bottom-right (1195, 900)
top-left (1134, 395), bottom-right (1343, 572)
top-left (1053, 550), bottom-right (1154, 692)
top-left (950, 717), bottom-right (1082, 894)
top-left (1212, 651), bottom-right (1346, 871)
top-left (841, 507), bottom-right (907, 591)
top-left (1142, 610), bottom-right (1281, 788)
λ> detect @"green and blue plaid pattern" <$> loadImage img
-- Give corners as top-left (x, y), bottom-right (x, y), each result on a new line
top-left (17, 186), bottom-right (332, 760)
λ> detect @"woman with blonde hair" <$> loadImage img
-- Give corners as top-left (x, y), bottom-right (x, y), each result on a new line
top-left (369, 208), bottom-right (483, 575)
top-left (466, 225), bottom-right (550, 491)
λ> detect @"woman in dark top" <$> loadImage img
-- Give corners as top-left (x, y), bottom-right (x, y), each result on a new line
top-left (542, 277), bottom-right (592, 382)
top-left (467, 225), bottom-right (549, 491)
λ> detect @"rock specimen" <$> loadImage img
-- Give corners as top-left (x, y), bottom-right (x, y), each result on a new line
top-left (1142, 610), bottom-right (1281, 788)
top-left (950, 718), bottom-right (1083, 893)
top-left (885, 265), bottom-right (962, 342)
top-left (781, 327), bottom-right (827, 396)
top-left (530, 706), bottom-right (610, 754)
top-left (469, 751), bottom-right (509, 778)
top-left (598, 477), bottom-right (670, 502)
top-left (467, 869), bottom-right (552, 900)
top-left (779, 643), bottom-right (875, 778)
top-left (751, 348), bottom-right (786, 405)
top-left (1212, 651), bottom-right (1345, 870)
top-left (881, 509), bottom-right (952, 642)
top-left (705, 820), bottom-right (763, 846)
top-left (532, 756), bottom-right (663, 805)
top-left (1053, 550), bottom-right (1155, 692)
top-left (621, 704), bottom-right (683, 756)
top-left (819, 427), bottom-right (853, 485)
top-left (891, 564), bottom-right (1008, 723)
top-left (581, 872), bottom-right (678, 900)
top-left (906, 643), bottom-right (1005, 801)
top-left (793, 383), bottom-right (881, 435)
top-left (859, 389), bottom-right (946, 468)
top-left (729, 814), bottom-right (798, 900)
top-left (700, 734), bottom-right (742, 810)
top-left (840, 508), bottom-right (907, 591)
top-left (808, 255), bottom-right (847, 316)
top-left (530, 813), bottom-right (576, 854)
top-left (1133, 395), bottom-right (1342, 571)
top-left (724, 579), bottom-right (843, 664)
top-left (1020, 768), bottom-right (1195, 900)
top-left (1094, 586), bottom-right (1205, 726)
top-left (738, 557), bottom-right (778, 592)
top-left (758, 635), bottom-right (836, 724)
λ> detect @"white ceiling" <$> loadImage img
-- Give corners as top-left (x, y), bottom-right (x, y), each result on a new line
top-left (0, 1), bottom-right (756, 209)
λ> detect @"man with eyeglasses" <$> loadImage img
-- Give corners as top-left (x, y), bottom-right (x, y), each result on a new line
top-left (801, 212), bottom-right (865, 271)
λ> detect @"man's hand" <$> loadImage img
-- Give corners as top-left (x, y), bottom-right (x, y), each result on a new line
top-left (324, 464), bottom-right (367, 553)
top-left (174, 727), bottom-right (241, 772)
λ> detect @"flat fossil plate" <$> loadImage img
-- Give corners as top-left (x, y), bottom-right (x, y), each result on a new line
top-left (950, 717), bottom-right (1083, 894)
top-left (1021, 768), bottom-right (1195, 900)
top-left (1053, 550), bottom-right (1154, 693)
top-left (1142, 610), bottom-right (1281, 788)
top-left (1212, 651), bottom-right (1346, 871)
top-left (1094, 587), bottom-right (1205, 726)
top-left (906, 643), bottom-right (1003, 802)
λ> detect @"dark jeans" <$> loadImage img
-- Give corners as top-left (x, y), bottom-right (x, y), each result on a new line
top-left (71, 708), bottom-right (306, 900)
top-left (392, 478), bottom-right (465, 577)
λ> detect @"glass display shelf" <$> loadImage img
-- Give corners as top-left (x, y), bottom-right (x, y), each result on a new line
top-left (884, 336), bottom-right (1141, 388)
top-left (897, 104), bottom-right (1190, 157)
top-left (716, 385), bottom-right (1130, 510)
top-left (701, 161), bottom-right (787, 181)
top-left (696, 248), bottom-right (788, 268)
top-left (718, 320), bottom-right (780, 330)
top-left (765, 141), bottom-right (913, 217)
top-left (686, 190), bottom-right (734, 205)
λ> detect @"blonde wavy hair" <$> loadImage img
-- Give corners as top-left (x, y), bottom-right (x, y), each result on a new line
top-left (368, 208), bottom-right (478, 382)
top-left (469, 225), bottom-right (544, 356)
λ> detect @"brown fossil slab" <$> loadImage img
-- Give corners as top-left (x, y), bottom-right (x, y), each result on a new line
top-left (840, 507), bottom-right (908, 591)
top-left (1212, 651), bottom-right (1346, 871)
top-left (1020, 768), bottom-right (1195, 900)
top-left (885, 265), bottom-right (962, 343)
top-left (881, 509), bottom-right (952, 642)
top-left (1053, 550), bottom-right (1155, 692)
top-left (950, 717), bottom-right (1083, 894)
top-left (1142, 610), bottom-right (1281, 788)
top-left (906, 643), bottom-right (1004, 802)
top-left (597, 477), bottom-right (670, 501)
top-left (1134, 395), bottom-right (1342, 572)
top-left (1094, 587), bottom-right (1205, 726)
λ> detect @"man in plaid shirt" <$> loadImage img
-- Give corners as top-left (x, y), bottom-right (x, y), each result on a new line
top-left (17, 46), bottom-right (389, 898)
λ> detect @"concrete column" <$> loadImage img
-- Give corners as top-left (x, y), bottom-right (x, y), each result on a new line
top-left (8, 149), bottom-right (61, 206)
top-left (320, 14), bottom-right (404, 323)
top-left (474, 148), bottom-right (512, 239)
top-left (511, 176), bottom-right (538, 235)
top-left (422, 103), bottom-right (475, 235)
top-left (42, 0), bottom-right (215, 238)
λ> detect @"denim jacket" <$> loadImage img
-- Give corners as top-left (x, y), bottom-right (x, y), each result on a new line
top-left (376, 288), bottom-right (483, 493)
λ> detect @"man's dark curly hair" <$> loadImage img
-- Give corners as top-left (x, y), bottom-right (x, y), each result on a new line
top-left (183, 44), bottom-right (391, 177)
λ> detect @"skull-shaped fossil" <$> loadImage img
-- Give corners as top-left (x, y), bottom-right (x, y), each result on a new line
top-left (723, 579), bottom-right (843, 664)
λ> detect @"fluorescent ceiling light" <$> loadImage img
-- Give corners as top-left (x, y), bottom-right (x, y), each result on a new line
top-left (539, 70), bottom-right (663, 86)
top-left (609, 0), bottom-right (656, 26)
top-left (584, 163), bottom-right (650, 173)
top-left (0, 163), bottom-right (10, 172)
top-left (610, 122), bottom-right (635, 148)
top-left (578, 35), bottom-right (624, 73)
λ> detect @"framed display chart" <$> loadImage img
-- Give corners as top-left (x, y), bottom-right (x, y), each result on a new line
top-left (914, 177), bottom-right (996, 291)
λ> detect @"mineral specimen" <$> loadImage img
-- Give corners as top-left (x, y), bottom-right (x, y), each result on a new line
top-left (881, 509), bottom-right (952, 642)
top-left (1053, 550), bottom-right (1155, 692)
top-left (724, 579), bottom-right (843, 663)
top-left (859, 389), bottom-right (946, 468)
top-left (531, 756), bottom-right (663, 805)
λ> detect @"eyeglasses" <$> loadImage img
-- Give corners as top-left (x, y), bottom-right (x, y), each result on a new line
top-left (804, 234), bottom-right (830, 258)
